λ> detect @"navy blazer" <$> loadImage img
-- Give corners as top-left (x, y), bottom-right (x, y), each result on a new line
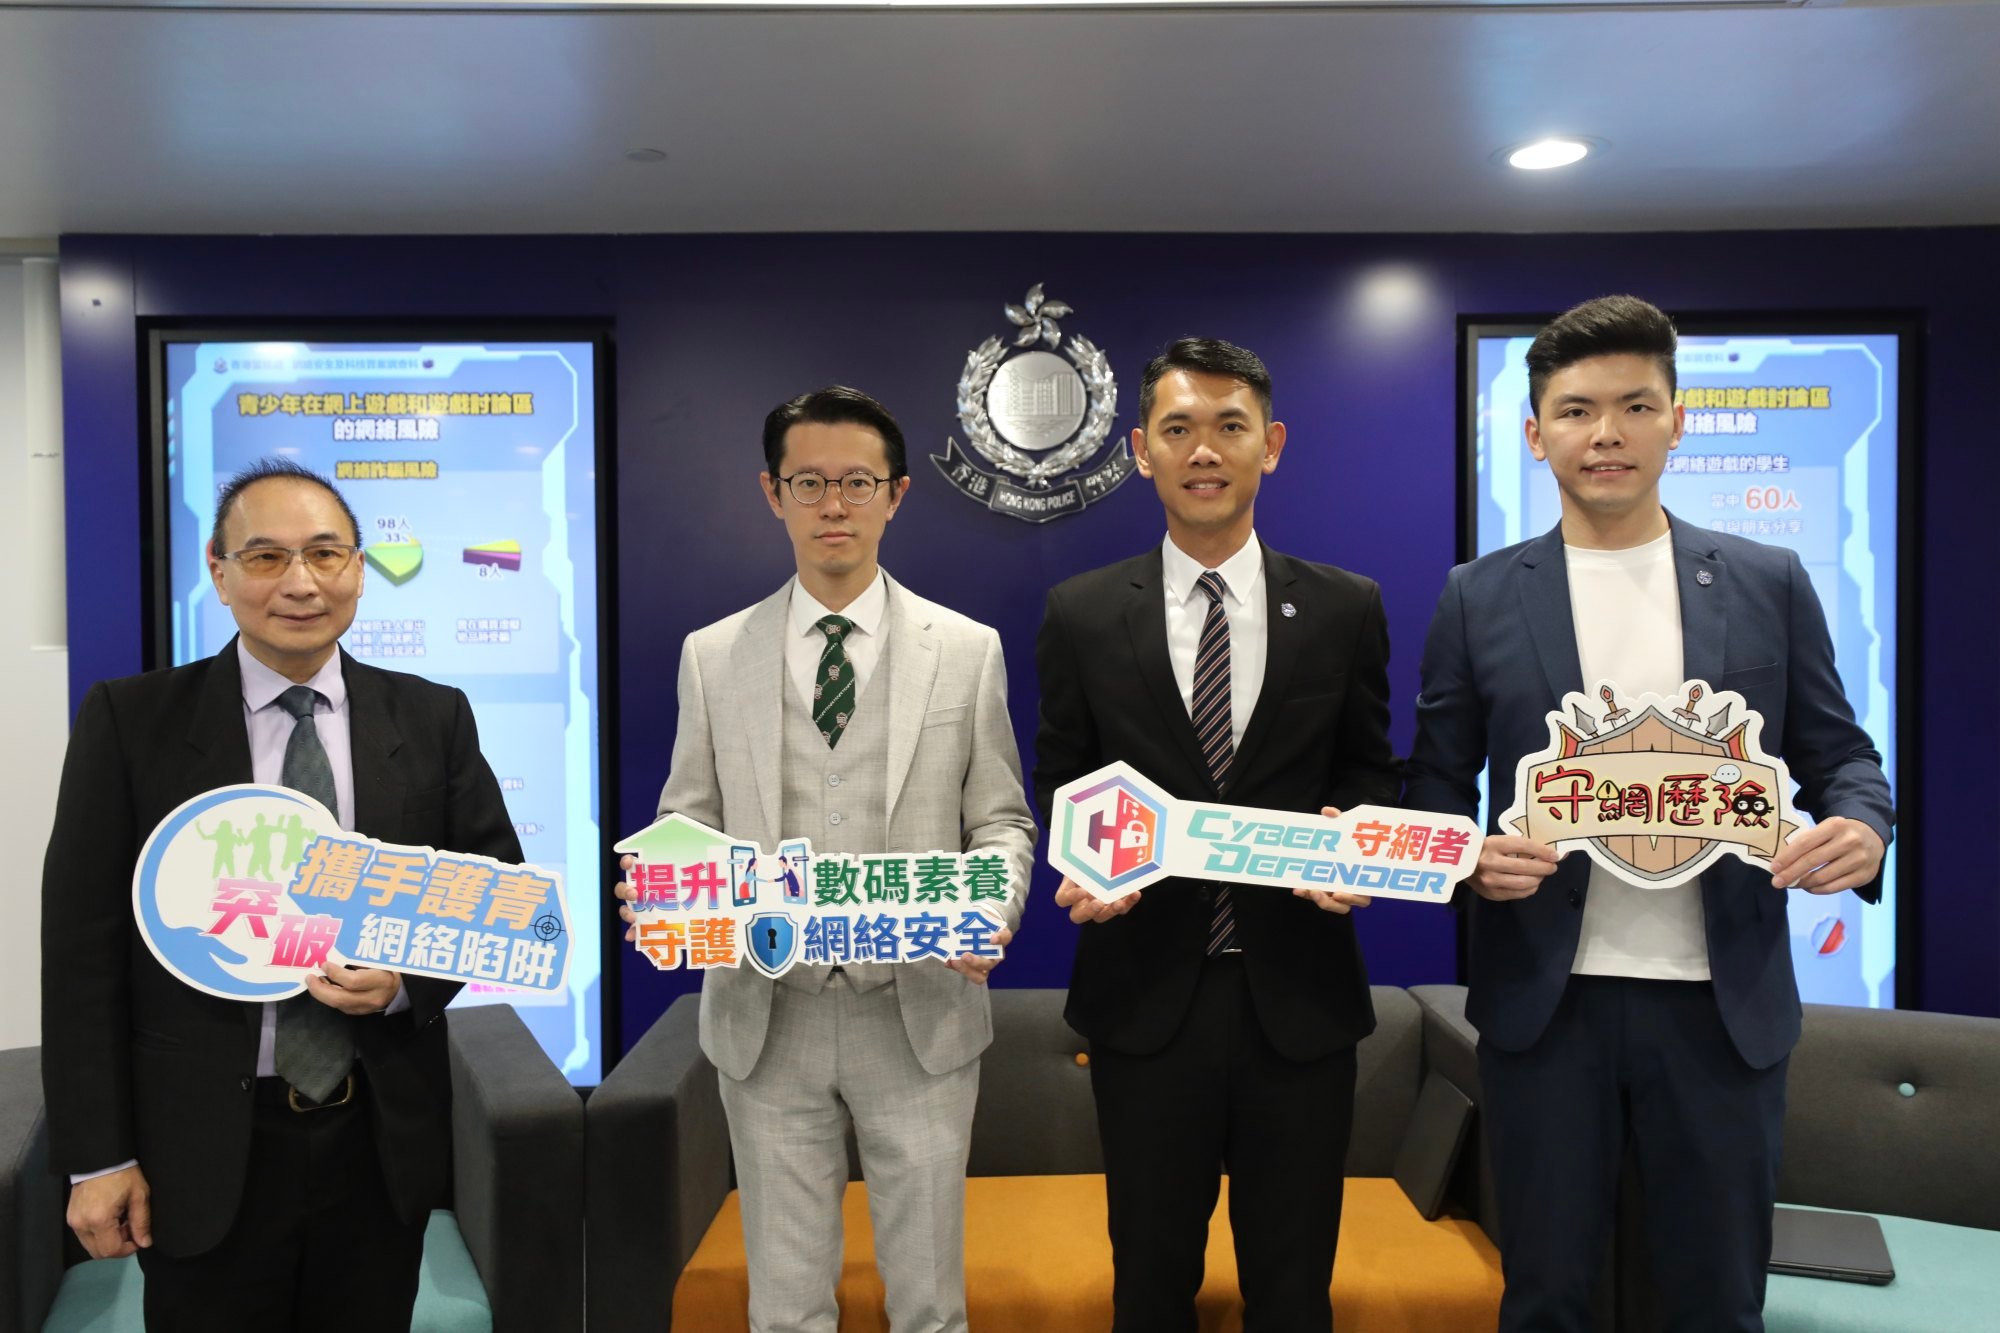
top-left (1404, 514), bottom-right (1894, 1070)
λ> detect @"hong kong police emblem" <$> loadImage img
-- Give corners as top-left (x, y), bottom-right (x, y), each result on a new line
top-left (932, 283), bottom-right (1134, 523)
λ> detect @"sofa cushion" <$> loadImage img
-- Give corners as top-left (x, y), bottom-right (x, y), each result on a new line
top-left (39, 1210), bottom-right (490, 1333)
top-left (38, 1247), bottom-right (143, 1333)
top-left (1764, 1206), bottom-right (2000, 1332)
top-left (966, 986), bottom-right (1430, 1182)
top-left (1781, 1006), bottom-right (2000, 1231)
top-left (416, 1209), bottom-right (496, 1333)
top-left (673, 1174), bottom-right (1500, 1331)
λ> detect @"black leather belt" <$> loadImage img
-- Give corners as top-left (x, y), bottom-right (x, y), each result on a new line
top-left (254, 1072), bottom-right (358, 1113)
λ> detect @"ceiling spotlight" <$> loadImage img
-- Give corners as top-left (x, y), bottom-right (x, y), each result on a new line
top-left (624, 148), bottom-right (668, 164)
top-left (1507, 138), bottom-right (1591, 171)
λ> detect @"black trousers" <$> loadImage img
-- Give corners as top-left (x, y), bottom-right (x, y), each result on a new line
top-left (137, 1077), bottom-right (429, 1333)
top-left (1479, 975), bottom-right (1788, 1333)
top-left (1089, 954), bottom-right (1359, 1333)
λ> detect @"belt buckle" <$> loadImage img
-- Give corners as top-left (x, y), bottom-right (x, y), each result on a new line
top-left (287, 1073), bottom-right (355, 1113)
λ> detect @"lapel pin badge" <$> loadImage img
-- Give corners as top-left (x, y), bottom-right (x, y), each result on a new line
top-left (1696, 569), bottom-right (1714, 586)
top-left (1280, 602), bottom-right (1297, 618)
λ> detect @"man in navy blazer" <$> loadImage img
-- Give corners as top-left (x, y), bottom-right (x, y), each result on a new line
top-left (1405, 297), bottom-right (1893, 1332)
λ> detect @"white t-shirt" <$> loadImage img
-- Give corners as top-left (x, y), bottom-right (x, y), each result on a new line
top-left (1565, 530), bottom-right (1710, 981)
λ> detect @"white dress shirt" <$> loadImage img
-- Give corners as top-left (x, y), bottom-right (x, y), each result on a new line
top-left (787, 571), bottom-right (888, 716)
top-left (1161, 533), bottom-right (1266, 750)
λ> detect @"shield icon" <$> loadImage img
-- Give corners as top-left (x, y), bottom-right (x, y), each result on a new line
top-left (745, 912), bottom-right (799, 979)
top-left (1570, 703), bottom-right (1737, 884)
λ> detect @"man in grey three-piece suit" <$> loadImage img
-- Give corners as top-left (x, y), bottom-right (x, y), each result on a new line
top-left (618, 386), bottom-right (1036, 1332)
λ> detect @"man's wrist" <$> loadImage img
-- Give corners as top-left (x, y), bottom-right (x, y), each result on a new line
top-left (70, 1159), bottom-right (138, 1185)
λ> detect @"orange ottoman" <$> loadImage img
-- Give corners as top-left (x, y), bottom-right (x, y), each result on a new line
top-left (673, 1174), bottom-right (1501, 1331)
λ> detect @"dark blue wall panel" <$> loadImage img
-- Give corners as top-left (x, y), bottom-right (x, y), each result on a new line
top-left (58, 229), bottom-right (2000, 1050)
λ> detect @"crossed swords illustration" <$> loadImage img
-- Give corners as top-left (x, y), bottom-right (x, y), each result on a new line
top-left (1570, 683), bottom-right (1735, 739)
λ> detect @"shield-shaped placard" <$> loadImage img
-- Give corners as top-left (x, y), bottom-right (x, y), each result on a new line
top-left (1503, 681), bottom-right (1797, 890)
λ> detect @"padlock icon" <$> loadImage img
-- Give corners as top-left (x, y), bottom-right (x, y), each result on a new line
top-left (1119, 819), bottom-right (1148, 851)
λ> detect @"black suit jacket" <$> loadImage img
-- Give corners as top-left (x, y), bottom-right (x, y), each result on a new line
top-left (40, 642), bottom-right (523, 1257)
top-left (1034, 544), bottom-right (1400, 1062)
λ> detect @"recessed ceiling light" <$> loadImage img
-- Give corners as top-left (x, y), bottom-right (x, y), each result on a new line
top-left (1507, 138), bottom-right (1591, 171)
top-left (625, 148), bottom-right (668, 164)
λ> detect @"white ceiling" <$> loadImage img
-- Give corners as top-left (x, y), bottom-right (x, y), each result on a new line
top-left (0, 0), bottom-right (1997, 236)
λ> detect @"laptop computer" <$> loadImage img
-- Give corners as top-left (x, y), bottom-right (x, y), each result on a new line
top-left (1768, 1206), bottom-right (1896, 1285)
top-left (1392, 1074), bottom-right (1475, 1221)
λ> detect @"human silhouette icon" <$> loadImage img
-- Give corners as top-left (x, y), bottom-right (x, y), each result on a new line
top-left (196, 819), bottom-right (244, 878)
top-left (244, 814), bottom-right (279, 879)
top-left (278, 812), bottom-right (314, 868)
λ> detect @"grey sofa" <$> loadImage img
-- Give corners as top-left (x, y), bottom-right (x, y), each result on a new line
top-left (1624, 999), bottom-right (2000, 1330)
top-left (584, 983), bottom-right (1491, 1332)
top-left (0, 1004), bottom-right (585, 1333)
top-left (1410, 985), bottom-right (2000, 1331)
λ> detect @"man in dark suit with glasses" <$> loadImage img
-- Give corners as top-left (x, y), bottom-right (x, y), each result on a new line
top-left (43, 458), bottom-right (521, 1331)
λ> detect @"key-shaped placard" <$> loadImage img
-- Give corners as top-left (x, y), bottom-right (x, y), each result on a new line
top-left (1048, 762), bottom-right (1483, 905)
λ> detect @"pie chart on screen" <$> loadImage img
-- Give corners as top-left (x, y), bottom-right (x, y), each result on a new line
top-left (463, 540), bottom-right (522, 572)
top-left (365, 538), bottom-right (424, 585)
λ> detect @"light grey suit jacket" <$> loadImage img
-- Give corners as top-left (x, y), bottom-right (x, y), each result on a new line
top-left (660, 573), bottom-right (1038, 1082)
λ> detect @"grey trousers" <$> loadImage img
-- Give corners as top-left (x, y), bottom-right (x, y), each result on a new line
top-left (718, 973), bottom-right (980, 1333)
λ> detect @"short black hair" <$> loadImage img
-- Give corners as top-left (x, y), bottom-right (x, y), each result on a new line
top-left (1138, 338), bottom-right (1273, 428)
top-left (761, 386), bottom-right (908, 480)
top-left (208, 458), bottom-right (362, 558)
top-left (1526, 295), bottom-right (1678, 417)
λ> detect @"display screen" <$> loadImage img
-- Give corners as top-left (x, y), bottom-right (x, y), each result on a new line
top-left (154, 333), bottom-right (607, 1081)
top-left (1466, 325), bottom-right (1906, 1008)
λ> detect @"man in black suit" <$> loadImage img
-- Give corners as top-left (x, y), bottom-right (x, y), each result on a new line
top-left (41, 459), bottom-right (522, 1331)
top-left (1033, 338), bottom-right (1398, 1332)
